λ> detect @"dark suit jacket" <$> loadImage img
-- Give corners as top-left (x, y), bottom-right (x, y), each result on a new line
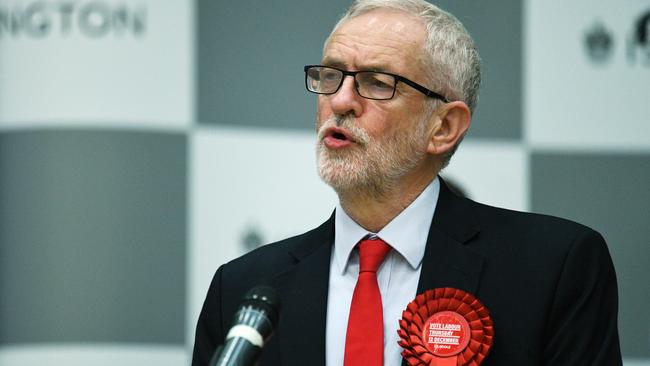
top-left (192, 179), bottom-right (622, 366)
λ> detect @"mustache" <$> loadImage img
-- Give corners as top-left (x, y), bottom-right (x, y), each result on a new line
top-left (317, 115), bottom-right (370, 146)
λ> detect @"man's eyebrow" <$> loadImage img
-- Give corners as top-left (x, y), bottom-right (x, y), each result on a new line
top-left (321, 57), bottom-right (347, 69)
top-left (321, 58), bottom-right (393, 73)
top-left (362, 64), bottom-right (392, 73)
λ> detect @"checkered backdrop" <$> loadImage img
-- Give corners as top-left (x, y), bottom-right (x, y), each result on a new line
top-left (1, 0), bottom-right (648, 365)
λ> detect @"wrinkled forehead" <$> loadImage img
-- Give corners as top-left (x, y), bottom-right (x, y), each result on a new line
top-left (323, 9), bottom-right (427, 71)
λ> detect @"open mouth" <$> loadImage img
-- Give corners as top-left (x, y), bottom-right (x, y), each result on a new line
top-left (322, 127), bottom-right (355, 149)
top-left (331, 131), bottom-right (348, 141)
top-left (324, 127), bottom-right (353, 141)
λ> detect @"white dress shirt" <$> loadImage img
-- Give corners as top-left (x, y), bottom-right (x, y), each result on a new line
top-left (325, 177), bottom-right (440, 366)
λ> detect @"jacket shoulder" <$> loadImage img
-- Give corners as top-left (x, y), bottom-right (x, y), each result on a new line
top-left (469, 198), bottom-right (602, 243)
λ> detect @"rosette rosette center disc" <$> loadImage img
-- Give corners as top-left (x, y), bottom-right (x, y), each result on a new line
top-left (397, 288), bottom-right (494, 366)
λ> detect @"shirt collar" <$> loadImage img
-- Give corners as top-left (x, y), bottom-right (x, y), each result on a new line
top-left (333, 177), bottom-right (440, 274)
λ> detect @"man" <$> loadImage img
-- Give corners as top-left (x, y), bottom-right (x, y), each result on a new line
top-left (192, 1), bottom-right (622, 365)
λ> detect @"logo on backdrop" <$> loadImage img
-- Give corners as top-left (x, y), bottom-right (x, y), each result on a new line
top-left (584, 21), bottom-right (614, 63)
top-left (0, 1), bottom-right (146, 39)
top-left (628, 10), bottom-right (650, 66)
top-left (241, 225), bottom-right (265, 253)
top-left (584, 9), bottom-right (650, 67)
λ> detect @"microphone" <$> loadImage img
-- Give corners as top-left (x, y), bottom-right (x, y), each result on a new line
top-left (209, 286), bottom-right (280, 366)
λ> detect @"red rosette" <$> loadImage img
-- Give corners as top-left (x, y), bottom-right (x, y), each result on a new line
top-left (397, 288), bottom-right (494, 366)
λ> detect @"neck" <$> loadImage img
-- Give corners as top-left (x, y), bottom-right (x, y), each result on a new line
top-left (337, 170), bottom-right (437, 233)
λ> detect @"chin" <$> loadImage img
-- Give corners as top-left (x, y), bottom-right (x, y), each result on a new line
top-left (318, 156), bottom-right (390, 199)
top-left (318, 154), bottom-right (361, 189)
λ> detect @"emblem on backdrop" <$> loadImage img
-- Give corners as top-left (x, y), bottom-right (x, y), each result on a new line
top-left (583, 9), bottom-right (650, 67)
top-left (628, 9), bottom-right (650, 66)
top-left (584, 21), bottom-right (614, 63)
top-left (240, 225), bottom-right (265, 253)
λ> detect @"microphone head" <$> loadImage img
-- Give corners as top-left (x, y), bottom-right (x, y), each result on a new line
top-left (242, 286), bottom-right (280, 327)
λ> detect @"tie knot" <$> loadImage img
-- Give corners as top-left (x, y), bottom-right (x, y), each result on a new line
top-left (358, 238), bottom-right (391, 273)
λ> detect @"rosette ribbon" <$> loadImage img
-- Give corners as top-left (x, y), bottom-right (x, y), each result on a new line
top-left (397, 287), bottom-right (494, 366)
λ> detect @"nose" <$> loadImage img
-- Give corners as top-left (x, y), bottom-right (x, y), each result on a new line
top-left (328, 75), bottom-right (363, 118)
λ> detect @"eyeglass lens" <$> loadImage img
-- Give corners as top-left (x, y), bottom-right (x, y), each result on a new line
top-left (306, 66), bottom-right (396, 100)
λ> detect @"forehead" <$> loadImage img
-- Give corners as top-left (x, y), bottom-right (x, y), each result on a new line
top-left (323, 9), bottom-right (426, 73)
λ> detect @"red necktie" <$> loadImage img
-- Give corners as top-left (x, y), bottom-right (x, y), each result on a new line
top-left (344, 238), bottom-right (391, 366)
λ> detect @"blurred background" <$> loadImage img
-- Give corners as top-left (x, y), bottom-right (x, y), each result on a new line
top-left (0, 0), bottom-right (648, 365)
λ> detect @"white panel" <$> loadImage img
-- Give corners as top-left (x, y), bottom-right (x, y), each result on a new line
top-left (0, 344), bottom-right (187, 366)
top-left (0, 0), bottom-right (192, 129)
top-left (441, 140), bottom-right (529, 212)
top-left (525, 0), bottom-right (650, 149)
top-left (625, 360), bottom-right (650, 366)
top-left (187, 126), bottom-right (338, 344)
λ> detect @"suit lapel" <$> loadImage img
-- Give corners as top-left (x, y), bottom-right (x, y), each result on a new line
top-left (417, 177), bottom-right (485, 296)
top-left (272, 213), bottom-right (334, 366)
top-left (399, 179), bottom-right (485, 366)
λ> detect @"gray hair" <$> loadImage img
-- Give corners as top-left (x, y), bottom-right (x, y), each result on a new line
top-left (325, 0), bottom-right (481, 168)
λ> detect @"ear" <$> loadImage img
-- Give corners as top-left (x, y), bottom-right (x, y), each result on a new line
top-left (426, 101), bottom-right (471, 156)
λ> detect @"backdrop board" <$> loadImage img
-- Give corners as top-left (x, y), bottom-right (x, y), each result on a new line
top-left (0, 0), bottom-right (648, 365)
top-left (0, 1), bottom-right (192, 365)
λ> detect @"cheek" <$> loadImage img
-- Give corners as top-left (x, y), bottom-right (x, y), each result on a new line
top-left (364, 109), bottom-right (397, 136)
top-left (317, 96), bottom-right (331, 116)
top-left (369, 110), bottom-right (419, 142)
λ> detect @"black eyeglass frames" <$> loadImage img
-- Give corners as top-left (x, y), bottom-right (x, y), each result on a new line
top-left (304, 65), bottom-right (448, 102)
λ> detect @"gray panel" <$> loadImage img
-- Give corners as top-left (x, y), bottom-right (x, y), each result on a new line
top-left (531, 153), bottom-right (650, 358)
top-left (198, 0), bottom-right (351, 129)
top-left (198, 0), bottom-right (521, 139)
top-left (434, 0), bottom-right (522, 139)
top-left (0, 130), bottom-right (186, 344)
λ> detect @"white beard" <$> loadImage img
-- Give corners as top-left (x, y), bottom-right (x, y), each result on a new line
top-left (316, 114), bottom-right (429, 198)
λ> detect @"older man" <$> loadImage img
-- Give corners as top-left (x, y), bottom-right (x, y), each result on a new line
top-left (192, 1), bottom-right (622, 365)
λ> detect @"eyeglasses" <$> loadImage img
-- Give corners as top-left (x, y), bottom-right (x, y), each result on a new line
top-left (304, 65), bottom-right (448, 102)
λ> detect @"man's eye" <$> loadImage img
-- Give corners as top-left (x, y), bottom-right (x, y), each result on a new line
top-left (322, 71), bottom-right (340, 81)
top-left (366, 75), bottom-right (392, 89)
top-left (369, 78), bottom-right (391, 88)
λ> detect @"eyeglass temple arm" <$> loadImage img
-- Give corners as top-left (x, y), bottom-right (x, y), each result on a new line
top-left (397, 76), bottom-right (449, 102)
